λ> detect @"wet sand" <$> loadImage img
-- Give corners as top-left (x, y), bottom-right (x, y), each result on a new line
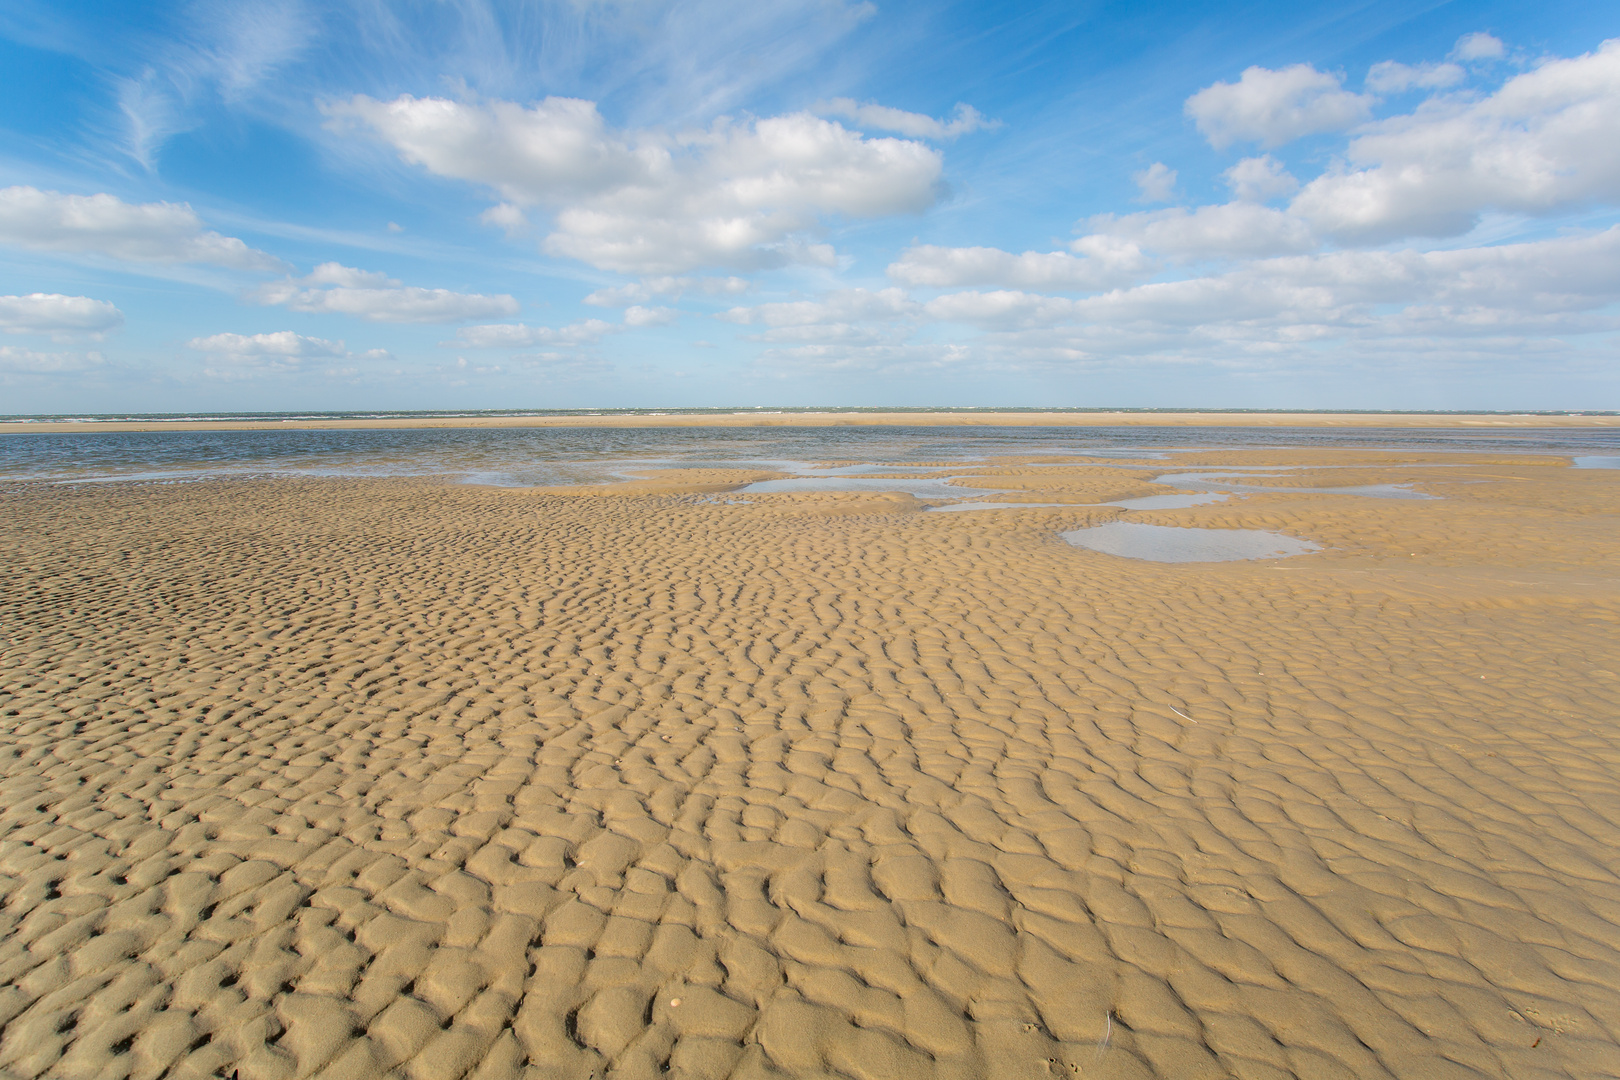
top-left (2, 451), bottom-right (1618, 1079)
top-left (2, 411), bottom-right (1618, 435)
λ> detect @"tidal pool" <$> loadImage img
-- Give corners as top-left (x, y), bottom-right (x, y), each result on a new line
top-left (737, 476), bottom-right (1002, 499)
top-left (926, 491), bottom-right (1228, 512)
top-left (1150, 472), bottom-right (1435, 499)
top-left (1060, 522), bottom-right (1322, 563)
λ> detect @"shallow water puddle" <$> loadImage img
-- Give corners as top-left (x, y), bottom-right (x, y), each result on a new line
top-left (925, 491), bottom-right (1229, 512)
top-left (1151, 471), bottom-right (1436, 499)
top-left (926, 501), bottom-right (1073, 512)
top-left (738, 476), bottom-right (1004, 499)
top-left (1061, 521), bottom-right (1321, 562)
top-left (1106, 491), bottom-right (1228, 510)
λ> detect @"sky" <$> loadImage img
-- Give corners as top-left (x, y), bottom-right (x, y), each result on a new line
top-left (1, 0), bottom-right (1618, 413)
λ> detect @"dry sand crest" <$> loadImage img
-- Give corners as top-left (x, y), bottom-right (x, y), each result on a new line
top-left (1, 448), bottom-right (1618, 1080)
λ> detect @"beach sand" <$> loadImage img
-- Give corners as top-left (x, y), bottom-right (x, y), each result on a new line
top-left (2, 452), bottom-right (1618, 1079)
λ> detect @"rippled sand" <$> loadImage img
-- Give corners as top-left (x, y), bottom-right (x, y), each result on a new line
top-left (2, 451), bottom-right (1618, 1080)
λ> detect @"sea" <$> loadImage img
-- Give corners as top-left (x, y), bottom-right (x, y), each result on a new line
top-left (1, 410), bottom-right (1617, 487)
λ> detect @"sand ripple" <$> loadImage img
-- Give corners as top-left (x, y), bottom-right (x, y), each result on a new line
top-left (1, 454), bottom-right (1617, 1079)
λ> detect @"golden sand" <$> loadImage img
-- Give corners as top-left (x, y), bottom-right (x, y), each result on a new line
top-left (1, 452), bottom-right (1618, 1079)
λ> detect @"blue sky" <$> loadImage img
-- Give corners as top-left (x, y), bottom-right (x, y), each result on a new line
top-left (1, 0), bottom-right (1617, 412)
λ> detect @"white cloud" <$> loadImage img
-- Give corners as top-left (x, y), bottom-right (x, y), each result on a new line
top-left (1453, 32), bottom-right (1506, 62)
top-left (719, 287), bottom-right (918, 343)
top-left (249, 264), bottom-right (520, 323)
top-left (1290, 39), bottom-right (1620, 242)
top-left (327, 93), bottom-right (649, 200)
top-left (912, 228), bottom-right (1620, 369)
top-left (1080, 229), bottom-right (1620, 333)
top-left (623, 305), bottom-right (678, 327)
top-left (188, 331), bottom-right (349, 362)
top-left (720, 287), bottom-right (917, 326)
top-left (1186, 64), bottom-right (1372, 149)
top-left (923, 290), bottom-right (1081, 328)
top-left (0, 345), bottom-right (105, 374)
top-left (0, 294), bottom-right (124, 336)
top-left (707, 41), bottom-right (1620, 380)
top-left (1133, 162), bottom-right (1177, 203)
top-left (115, 70), bottom-right (192, 172)
top-left (1224, 155), bottom-right (1299, 201)
top-left (815, 99), bottom-right (995, 140)
top-left (444, 320), bottom-right (616, 348)
top-left (1084, 202), bottom-right (1317, 259)
top-left (1305, 228), bottom-right (1620, 318)
top-left (480, 202), bottom-right (530, 237)
top-left (1365, 60), bottom-right (1465, 94)
top-left (738, 225), bottom-right (1620, 377)
top-left (755, 342), bottom-right (967, 374)
top-left (329, 95), bottom-right (943, 274)
top-left (303, 262), bottom-right (394, 287)
top-left (0, 186), bottom-right (287, 271)
top-left (583, 275), bottom-right (749, 306)
top-left (185, 331), bottom-right (392, 378)
top-left (886, 241), bottom-right (1151, 291)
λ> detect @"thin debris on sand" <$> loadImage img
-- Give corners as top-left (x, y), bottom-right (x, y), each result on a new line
top-left (0, 451), bottom-right (1617, 1080)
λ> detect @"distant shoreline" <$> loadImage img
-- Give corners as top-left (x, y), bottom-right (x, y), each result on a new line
top-left (4, 408), bottom-right (1619, 434)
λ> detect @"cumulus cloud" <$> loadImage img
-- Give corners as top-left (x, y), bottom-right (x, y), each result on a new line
top-left (1288, 228), bottom-right (1620, 319)
top-left (1365, 60), bottom-right (1465, 94)
top-left (905, 227), bottom-right (1620, 370)
top-left (0, 186), bottom-right (288, 271)
top-left (583, 276), bottom-right (748, 306)
top-left (731, 223), bottom-right (1620, 376)
top-left (1186, 64), bottom-right (1372, 149)
top-left (303, 262), bottom-right (394, 287)
top-left (815, 99), bottom-right (995, 140)
top-left (922, 290), bottom-right (1081, 329)
top-left (720, 288), bottom-right (918, 326)
top-left (1133, 163), bottom-right (1177, 203)
top-left (249, 264), bottom-right (520, 323)
top-left (623, 305), bottom-right (678, 327)
top-left (1223, 155), bottom-right (1299, 201)
top-left (1070, 228), bottom-right (1620, 338)
top-left (743, 40), bottom-right (1620, 378)
top-left (479, 202), bottom-right (530, 237)
top-left (186, 331), bottom-right (391, 373)
top-left (444, 320), bottom-right (617, 348)
top-left (1290, 39), bottom-right (1620, 242)
top-left (719, 288), bottom-right (918, 343)
top-left (1453, 32), bottom-right (1506, 62)
top-left (0, 294), bottom-right (124, 336)
top-left (756, 342), bottom-right (968, 374)
top-left (886, 241), bottom-right (1151, 290)
top-left (329, 94), bottom-right (943, 274)
top-left (1084, 203), bottom-right (1317, 259)
top-left (330, 95), bottom-right (641, 201)
top-left (0, 345), bottom-right (105, 374)
top-left (189, 331), bottom-right (347, 361)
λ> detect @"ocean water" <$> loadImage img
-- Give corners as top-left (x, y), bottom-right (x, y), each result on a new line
top-left (1, 422), bottom-right (1617, 486)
